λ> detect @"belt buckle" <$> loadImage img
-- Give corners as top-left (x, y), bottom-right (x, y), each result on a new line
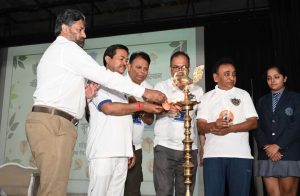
top-left (71, 118), bottom-right (79, 126)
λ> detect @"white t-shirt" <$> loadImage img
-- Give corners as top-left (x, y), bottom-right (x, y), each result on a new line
top-left (33, 36), bottom-right (144, 119)
top-left (154, 78), bottom-right (203, 151)
top-left (125, 75), bottom-right (153, 150)
top-left (196, 85), bottom-right (258, 159)
top-left (86, 86), bottom-right (133, 160)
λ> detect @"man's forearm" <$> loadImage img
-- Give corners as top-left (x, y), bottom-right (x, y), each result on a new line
top-left (100, 102), bottom-right (139, 116)
top-left (227, 117), bottom-right (257, 133)
top-left (142, 88), bottom-right (166, 104)
top-left (197, 120), bottom-right (217, 134)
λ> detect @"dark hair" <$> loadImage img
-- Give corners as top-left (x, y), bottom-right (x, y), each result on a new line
top-left (170, 51), bottom-right (190, 66)
top-left (213, 57), bottom-right (236, 74)
top-left (267, 65), bottom-right (287, 78)
top-left (54, 9), bottom-right (86, 37)
top-left (129, 51), bottom-right (151, 65)
top-left (103, 44), bottom-right (129, 66)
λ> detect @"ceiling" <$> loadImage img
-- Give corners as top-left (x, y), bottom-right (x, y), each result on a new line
top-left (0, 0), bottom-right (269, 47)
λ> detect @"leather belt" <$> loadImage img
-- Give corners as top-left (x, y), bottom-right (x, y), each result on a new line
top-left (32, 106), bottom-right (79, 126)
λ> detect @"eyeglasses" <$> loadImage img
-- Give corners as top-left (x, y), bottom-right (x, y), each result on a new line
top-left (171, 66), bottom-right (189, 71)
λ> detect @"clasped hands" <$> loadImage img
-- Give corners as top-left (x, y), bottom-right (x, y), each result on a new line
top-left (210, 118), bottom-right (232, 136)
top-left (264, 144), bottom-right (282, 161)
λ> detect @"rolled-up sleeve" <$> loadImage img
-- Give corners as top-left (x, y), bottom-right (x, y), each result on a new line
top-left (63, 42), bottom-right (145, 98)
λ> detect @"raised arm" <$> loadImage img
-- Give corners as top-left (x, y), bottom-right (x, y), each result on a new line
top-left (99, 101), bottom-right (163, 116)
top-left (65, 45), bottom-right (167, 103)
top-left (128, 96), bottom-right (154, 125)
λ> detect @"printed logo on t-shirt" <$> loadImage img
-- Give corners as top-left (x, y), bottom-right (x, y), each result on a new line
top-left (219, 110), bottom-right (234, 125)
top-left (132, 113), bottom-right (142, 125)
top-left (173, 111), bottom-right (185, 122)
top-left (230, 97), bottom-right (241, 106)
top-left (133, 117), bottom-right (142, 125)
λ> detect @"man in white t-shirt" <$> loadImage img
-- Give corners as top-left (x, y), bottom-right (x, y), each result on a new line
top-left (196, 57), bottom-right (258, 196)
top-left (124, 51), bottom-right (154, 196)
top-left (153, 51), bottom-right (203, 195)
top-left (86, 45), bottom-right (163, 196)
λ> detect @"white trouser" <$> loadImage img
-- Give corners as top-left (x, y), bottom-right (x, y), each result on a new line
top-left (88, 157), bottom-right (128, 196)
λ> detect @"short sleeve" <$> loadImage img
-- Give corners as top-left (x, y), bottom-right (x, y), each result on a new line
top-left (92, 88), bottom-right (112, 111)
top-left (242, 91), bottom-right (258, 119)
top-left (196, 95), bottom-right (209, 120)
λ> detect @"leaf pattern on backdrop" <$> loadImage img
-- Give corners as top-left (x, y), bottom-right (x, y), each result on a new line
top-left (150, 53), bottom-right (158, 64)
top-left (29, 62), bottom-right (38, 87)
top-left (19, 55), bottom-right (27, 61)
top-left (7, 112), bottom-right (19, 139)
top-left (32, 62), bottom-right (38, 75)
top-left (30, 79), bottom-right (37, 88)
top-left (13, 55), bottom-right (27, 70)
top-left (9, 83), bottom-right (18, 109)
top-left (142, 137), bottom-right (154, 153)
top-left (73, 159), bottom-right (83, 170)
top-left (147, 158), bottom-right (154, 173)
top-left (169, 41), bottom-right (180, 47)
top-left (13, 57), bottom-right (18, 69)
top-left (169, 40), bottom-right (187, 54)
top-left (19, 140), bottom-right (28, 155)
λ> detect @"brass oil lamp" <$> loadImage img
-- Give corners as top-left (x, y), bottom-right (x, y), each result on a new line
top-left (173, 65), bottom-right (204, 196)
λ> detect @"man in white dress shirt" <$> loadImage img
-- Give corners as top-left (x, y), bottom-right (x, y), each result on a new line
top-left (86, 45), bottom-right (163, 196)
top-left (25, 9), bottom-right (166, 196)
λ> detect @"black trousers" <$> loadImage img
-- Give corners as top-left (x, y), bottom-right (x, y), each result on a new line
top-left (124, 149), bottom-right (143, 196)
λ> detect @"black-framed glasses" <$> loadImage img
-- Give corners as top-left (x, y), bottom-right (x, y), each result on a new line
top-left (171, 65), bottom-right (189, 71)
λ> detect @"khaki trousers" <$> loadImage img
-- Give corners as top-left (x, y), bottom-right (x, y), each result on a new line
top-left (25, 112), bottom-right (77, 196)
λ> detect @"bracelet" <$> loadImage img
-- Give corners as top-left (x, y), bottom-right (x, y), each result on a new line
top-left (136, 101), bottom-right (142, 111)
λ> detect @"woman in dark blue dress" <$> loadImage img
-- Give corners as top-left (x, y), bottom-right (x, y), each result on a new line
top-left (255, 66), bottom-right (300, 196)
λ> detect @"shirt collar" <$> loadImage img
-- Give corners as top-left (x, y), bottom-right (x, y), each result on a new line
top-left (56, 35), bottom-right (68, 41)
top-left (125, 73), bottom-right (131, 81)
top-left (271, 87), bottom-right (285, 95)
top-left (167, 78), bottom-right (177, 89)
top-left (215, 85), bottom-right (235, 93)
top-left (126, 73), bottom-right (148, 87)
